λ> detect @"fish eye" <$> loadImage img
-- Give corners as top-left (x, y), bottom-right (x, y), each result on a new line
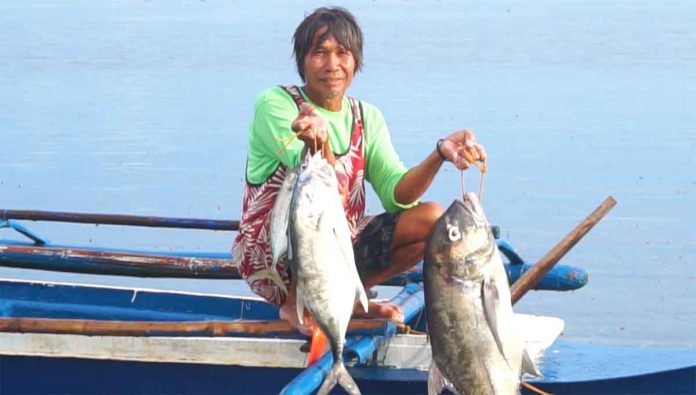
top-left (448, 226), bottom-right (461, 241)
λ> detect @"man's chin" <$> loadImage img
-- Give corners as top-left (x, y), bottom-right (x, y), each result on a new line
top-left (320, 89), bottom-right (344, 99)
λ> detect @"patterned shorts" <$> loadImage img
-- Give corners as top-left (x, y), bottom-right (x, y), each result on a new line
top-left (353, 211), bottom-right (401, 276)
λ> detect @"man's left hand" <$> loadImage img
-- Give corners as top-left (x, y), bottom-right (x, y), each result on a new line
top-left (438, 129), bottom-right (487, 170)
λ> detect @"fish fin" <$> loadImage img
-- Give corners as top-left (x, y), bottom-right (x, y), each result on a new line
top-left (427, 362), bottom-right (457, 395)
top-left (307, 325), bottom-right (328, 366)
top-left (356, 284), bottom-right (369, 313)
top-left (286, 233), bottom-right (293, 261)
top-left (317, 362), bottom-right (361, 395)
top-left (331, 217), bottom-right (355, 270)
top-left (482, 276), bottom-right (512, 368)
top-left (350, 256), bottom-right (368, 313)
top-left (521, 347), bottom-right (541, 378)
top-left (328, 213), bottom-right (368, 313)
top-left (295, 290), bottom-right (306, 325)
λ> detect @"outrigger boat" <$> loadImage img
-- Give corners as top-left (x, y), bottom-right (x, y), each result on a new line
top-left (1, 207), bottom-right (694, 394)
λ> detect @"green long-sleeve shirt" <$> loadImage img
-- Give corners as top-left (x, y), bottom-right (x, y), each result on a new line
top-left (245, 86), bottom-right (417, 213)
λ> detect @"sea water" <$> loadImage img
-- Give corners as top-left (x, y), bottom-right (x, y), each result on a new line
top-left (0, 0), bottom-right (694, 348)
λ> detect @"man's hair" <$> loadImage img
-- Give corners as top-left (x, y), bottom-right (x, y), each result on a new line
top-left (292, 7), bottom-right (364, 82)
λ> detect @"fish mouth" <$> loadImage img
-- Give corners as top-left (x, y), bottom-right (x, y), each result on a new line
top-left (449, 192), bottom-right (488, 229)
top-left (296, 152), bottom-right (338, 193)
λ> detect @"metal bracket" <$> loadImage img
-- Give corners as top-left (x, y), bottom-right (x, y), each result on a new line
top-left (496, 238), bottom-right (524, 265)
top-left (0, 220), bottom-right (48, 246)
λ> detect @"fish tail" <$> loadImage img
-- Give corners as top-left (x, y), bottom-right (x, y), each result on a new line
top-left (317, 361), bottom-right (361, 395)
top-left (306, 325), bottom-right (328, 366)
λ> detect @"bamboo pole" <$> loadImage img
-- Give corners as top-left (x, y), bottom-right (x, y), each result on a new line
top-left (0, 317), bottom-right (392, 337)
top-left (510, 196), bottom-right (617, 304)
top-left (1, 209), bottom-right (238, 231)
top-left (0, 244), bottom-right (239, 279)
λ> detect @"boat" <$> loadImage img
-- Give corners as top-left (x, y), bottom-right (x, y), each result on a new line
top-left (1, 209), bottom-right (694, 394)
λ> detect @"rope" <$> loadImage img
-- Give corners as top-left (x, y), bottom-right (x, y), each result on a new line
top-left (522, 382), bottom-right (553, 395)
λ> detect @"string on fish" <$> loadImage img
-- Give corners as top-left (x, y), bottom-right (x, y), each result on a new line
top-left (312, 129), bottom-right (318, 156)
top-left (478, 161), bottom-right (487, 203)
top-left (456, 148), bottom-right (488, 201)
top-left (275, 128), bottom-right (323, 157)
top-left (521, 382), bottom-right (553, 395)
top-left (460, 131), bottom-right (467, 201)
top-left (275, 133), bottom-right (299, 156)
top-left (478, 172), bottom-right (485, 203)
top-left (461, 161), bottom-right (487, 202)
top-left (460, 168), bottom-right (466, 201)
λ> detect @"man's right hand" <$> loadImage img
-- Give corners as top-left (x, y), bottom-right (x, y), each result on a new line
top-left (291, 103), bottom-right (329, 150)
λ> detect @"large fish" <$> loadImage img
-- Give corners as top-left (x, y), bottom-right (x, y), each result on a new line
top-left (424, 193), bottom-right (537, 395)
top-left (288, 151), bottom-right (368, 395)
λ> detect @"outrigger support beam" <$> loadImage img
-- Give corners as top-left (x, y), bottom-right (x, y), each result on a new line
top-left (1, 209), bottom-right (239, 231)
top-left (0, 220), bottom-right (49, 246)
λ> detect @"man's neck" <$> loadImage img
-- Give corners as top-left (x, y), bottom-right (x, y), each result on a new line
top-left (302, 85), bottom-right (343, 112)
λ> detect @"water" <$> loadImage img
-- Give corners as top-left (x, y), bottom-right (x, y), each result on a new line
top-left (1, 0), bottom-right (694, 348)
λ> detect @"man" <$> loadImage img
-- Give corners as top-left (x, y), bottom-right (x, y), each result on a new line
top-left (233, 7), bottom-right (486, 333)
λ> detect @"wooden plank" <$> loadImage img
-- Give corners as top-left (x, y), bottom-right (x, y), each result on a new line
top-left (0, 314), bottom-right (563, 370)
top-left (0, 333), bottom-right (308, 368)
top-left (511, 196), bottom-right (616, 304)
top-left (0, 317), bottom-right (392, 337)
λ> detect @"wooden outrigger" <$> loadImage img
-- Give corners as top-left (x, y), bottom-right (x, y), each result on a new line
top-left (1, 200), bottom-right (694, 394)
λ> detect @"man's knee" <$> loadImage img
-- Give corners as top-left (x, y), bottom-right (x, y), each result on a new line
top-left (417, 201), bottom-right (445, 225)
top-left (397, 201), bottom-right (445, 242)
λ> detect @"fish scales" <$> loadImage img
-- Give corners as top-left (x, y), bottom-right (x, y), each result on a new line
top-left (270, 166), bottom-right (299, 269)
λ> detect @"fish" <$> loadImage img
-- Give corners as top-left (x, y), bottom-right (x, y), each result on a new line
top-left (423, 193), bottom-right (537, 395)
top-left (266, 167), bottom-right (300, 293)
top-left (288, 151), bottom-right (369, 395)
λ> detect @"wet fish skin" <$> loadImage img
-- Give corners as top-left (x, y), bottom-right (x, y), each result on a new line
top-left (288, 152), bottom-right (368, 395)
top-left (424, 193), bottom-right (525, 395)
top-left (270, 167), bottom-right (299, 269)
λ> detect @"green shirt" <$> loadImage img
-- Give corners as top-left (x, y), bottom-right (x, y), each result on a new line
top-left (246, 86), bottom-right (417, 213)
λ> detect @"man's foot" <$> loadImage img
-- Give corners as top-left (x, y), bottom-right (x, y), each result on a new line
top-left (354, 300), bottom-right (404, 323)
top-left (279, 302), bottom-right (312, 336)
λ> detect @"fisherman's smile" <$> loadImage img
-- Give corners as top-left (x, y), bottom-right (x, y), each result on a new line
top-left (321, 77), bottom-right (344, 86)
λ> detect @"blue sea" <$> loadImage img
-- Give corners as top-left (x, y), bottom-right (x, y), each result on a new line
top-left (0, 0), bottom-right (694, 348)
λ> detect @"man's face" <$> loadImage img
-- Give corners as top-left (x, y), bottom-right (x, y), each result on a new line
top-left (303, 29), bottom-right (355, 101)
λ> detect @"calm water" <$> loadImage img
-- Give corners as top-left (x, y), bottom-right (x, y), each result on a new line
top-left (1, 1), bottom-right (694, 348)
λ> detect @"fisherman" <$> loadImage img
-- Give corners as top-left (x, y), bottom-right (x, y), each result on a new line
top-left (232, 6), bottom-right (487, 334)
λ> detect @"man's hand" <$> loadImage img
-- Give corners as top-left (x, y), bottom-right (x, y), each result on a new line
top-left (438, 129), bottom-right (487, 170)
top-left (291, 103), bottom-right (329, 151)
top-left (278, 277), bottom-right (312, 336)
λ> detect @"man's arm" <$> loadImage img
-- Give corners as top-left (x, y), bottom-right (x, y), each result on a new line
top-left (394, 129), bottom-right (487, 205)
top-left (394, 150), bottom-right (443, 205)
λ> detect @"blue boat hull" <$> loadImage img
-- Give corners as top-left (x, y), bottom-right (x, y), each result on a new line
top-left (1, 353), bottom-right (694, 394)
top-left (1, 279), bottom-right (694, 395)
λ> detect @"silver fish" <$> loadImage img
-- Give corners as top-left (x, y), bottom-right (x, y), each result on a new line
top-left (267, 167), bottom-right (300, 293)
top-left (288, 151), bottom-right (368, 395)
top-left (424, 193), bottom-right (537, 395)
